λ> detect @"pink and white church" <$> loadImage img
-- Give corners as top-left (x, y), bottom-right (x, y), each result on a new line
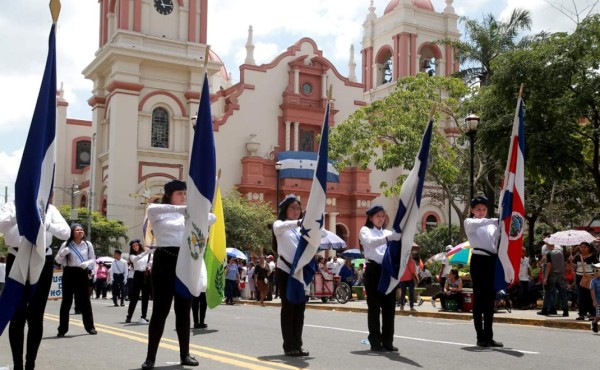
top-left (53, 0), bottom-right (461, 247)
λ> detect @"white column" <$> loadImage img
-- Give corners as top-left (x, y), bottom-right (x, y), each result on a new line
top-left (285, 120), bottom-right (291, 151)
top-left (328, 212), bottom-right (339, 233)
top-left (293, 122), bottom-right (299, 151)
top-left (294, 69), bottom-right (300, 94)
top-left (321, 74), bottom-right (327, 98)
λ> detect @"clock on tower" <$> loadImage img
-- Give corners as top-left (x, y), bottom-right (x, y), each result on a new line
top-left (154, 0), bottom-right (174, 15)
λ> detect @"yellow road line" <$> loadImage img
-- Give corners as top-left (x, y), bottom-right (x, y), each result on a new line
top-left (44, 313), bottom-right (299, 370)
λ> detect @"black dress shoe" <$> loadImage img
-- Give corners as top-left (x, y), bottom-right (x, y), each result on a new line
top-left (180, 355), bottom-right (199, 366)
top-left (476, 340), bottom-right (491, 347)
top-left (284, 349), bottom-right (301, 357)
top-left (87, 329), bottom-right (97, 335)
top-left (194, 323), bottom-right (208, 329)
top-left (297, 348), bottom-right (310, 356)
top-left (549, 309), bottom-right (558, 315)
top-left (141, 360), bottom-right (154, 369)
top-left (489, 340), bottom-right (503, 347)
top-left (125, 316), bottom-right (132, 323)
top-left (384, 345), bottom-right (399, 352)
top-left (57, 330), bottom-right (66, 338)
top-left (537, 310), bottom-right (549, 316)
top-left (370, 346), bottom-right (385, 352)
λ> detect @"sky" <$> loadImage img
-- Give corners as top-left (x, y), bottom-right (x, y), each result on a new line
top-left (0, 0), bottom-right (596, 202)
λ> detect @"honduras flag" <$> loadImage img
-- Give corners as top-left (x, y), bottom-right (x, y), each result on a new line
top-left (176, 72), bottom-right (216, 298)
top-left (494, 96), bottom-right (525, 291)
top-left (0, 24), bottom-right (57, 334)
top-left (379, 119), bottom-right (433, 295)
top-left (278, 151), bottom-right (340, 183)
top-left (287, 103), bottom-right (331, 304)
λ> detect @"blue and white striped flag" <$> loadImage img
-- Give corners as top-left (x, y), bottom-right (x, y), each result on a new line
top-left (287, 103), bottom-right (331, 304)
top-left (176, 72), bottom-right (216, 298)
top-left (379, 119), bottom-right (433, 294)
top-left (277, 151), bottom-right (339, 183)
top-left (0, 24), bottom-right (57, 334)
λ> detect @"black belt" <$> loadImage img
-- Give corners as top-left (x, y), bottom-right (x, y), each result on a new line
top-left (279, 256), bottom-right (293, 269)
top-left (114, 273), bottom-right (124, 276)
top-left (473, 248), bottom-right (496, 256)
top-left (366, 259), bottom-right (380, 265)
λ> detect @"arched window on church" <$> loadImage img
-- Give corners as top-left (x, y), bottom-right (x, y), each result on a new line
top-left (425, 214), bottom-right (438, 231)
top-left (151, 107), bottom-right (169, 148)
top-left (75, 140), bottom-right (91, 170)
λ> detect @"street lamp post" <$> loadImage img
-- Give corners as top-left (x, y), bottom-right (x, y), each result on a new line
top-left (69, 184), bottom-right (80, 221)
top-left (275, 161), bottom-right (282, 209)
top-left (464, 114), bottom-right (480, 203)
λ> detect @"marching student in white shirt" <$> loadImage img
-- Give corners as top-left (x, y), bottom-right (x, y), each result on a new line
top-left (126, 239), bottom-right (151, 323)
top-left (55, 223), bottom-right (97, 337)
top-left (464, 195), bottom-right (503, 348)
top-left (359, 204), bottom-right (401, 352)
top-left (0, 201), bottom-right (70, 370)
top-left (109, 249), bottom-right (128, 307)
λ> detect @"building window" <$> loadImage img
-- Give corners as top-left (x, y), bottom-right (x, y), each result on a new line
top-left (151, 107), bottom-right (169, 148)
top-left (299, 129), bottom-right (314, 152)
top-left (301, 82), bottom-right (313, 95)
top-left (75, 140), bottom-right (91, 169)
top-left (425, 214), bottom-right (438, 231)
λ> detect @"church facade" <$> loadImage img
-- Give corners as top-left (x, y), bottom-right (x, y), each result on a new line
top-left (53, 0), bottom-right (460, 248)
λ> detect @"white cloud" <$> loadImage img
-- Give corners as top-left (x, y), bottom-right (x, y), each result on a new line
top-left (0, 149), bottom-right (23, 202)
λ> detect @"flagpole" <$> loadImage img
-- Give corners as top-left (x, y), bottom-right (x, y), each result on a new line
top-left (518, 83), bottom-right (524, 99)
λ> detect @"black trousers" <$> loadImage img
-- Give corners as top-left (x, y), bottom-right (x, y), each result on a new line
top-left (146, 248), bottom-right (192, 361)
top-left (59, 266), bottom-right (95, 333)
top-left (470, 254), bottom-right (496, 342)
top-left (6, 254), bottom-right (54, 369)
top-left (192, 292), bottom-right (207, 325)
top-left (127, 270), bottom-right (150, 319)
top-left (277, 268), bottom-right (306, 352)
top-left (112, 274), bottom-right (126, 305)
top-left (364, 262), bottom-right (397, 348)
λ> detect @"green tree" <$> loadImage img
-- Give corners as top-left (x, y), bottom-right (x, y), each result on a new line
top-left (439, 8), bottom-right (533, 86)
top-left (57, 206), bottom-right (129, 256)
top-left (413, 224), bottom-right (460, 260)
top-left (0, 235), bottom-right (7, 257)
top-left (329, 74), bottom-right (473, 237)
top-left (222, 189), bottom-right (275, 255)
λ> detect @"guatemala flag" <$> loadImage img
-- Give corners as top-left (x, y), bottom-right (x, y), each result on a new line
top-left (0, 24), bottom-right (57, 334)
top-left (287, 103), bottom-right (331, 304)
top-left (494, 96), bottom-right (525, 291)
top-left (176, 72), bottom-right (216, 298)
top-left (379, 119), bottom-right (433, 295)
top-left (277, 151), bottom-right (340, 183)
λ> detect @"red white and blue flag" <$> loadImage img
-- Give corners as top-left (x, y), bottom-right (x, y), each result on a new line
top-left (0, 24), bottom-right (57, 334)
top-left (176, 72), bottom-right (216, 298)
top-left (494, 96), bottom-right (525, 291)
top-left (379, 120), bottom-right (433, 294)
top-left (287, 102), bottom-right (331, 304)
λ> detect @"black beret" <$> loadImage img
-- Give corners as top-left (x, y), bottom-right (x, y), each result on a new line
top-left (164, 179), bottom-right (186, 195)
top-left (366, 204), bottom-right (385, 216)
top-left (278, 194), bottom-right (299, 209)
top-left (129, 239), bottom-right (141, 247)
top-left (470, 195), bottom-right (488, 208)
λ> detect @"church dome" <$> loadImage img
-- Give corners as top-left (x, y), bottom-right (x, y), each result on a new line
top-left (384, 0), bottom-right (434, 14)
top-left (208, 49), bottom-right (228, 81)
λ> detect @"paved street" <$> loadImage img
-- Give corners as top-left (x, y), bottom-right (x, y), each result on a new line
top-left (0, 298), bottom-right (597, 370)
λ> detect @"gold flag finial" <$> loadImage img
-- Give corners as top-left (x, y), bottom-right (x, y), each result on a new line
top-left (327, 84), bottom-right (333, 101)
top-left (50, 0), bottom-right (61, 23)
top-left (429, 103), bottom-right (438, 121)
top-left (204, 45), bottom-right (211, 69)
top-left (518, 83), bottom-right (524, 98)
top-left (217, 168), bottom-right (222, 179)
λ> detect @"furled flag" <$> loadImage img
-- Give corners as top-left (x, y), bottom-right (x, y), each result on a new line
top-left (287, 102), bottom-right (331, 304)
top-left (277, 151), bottom-right (340, 182)
top-left (176, 72), bottom-right (216, 298)
top-left (205, 185), bottom-right (226, 308)
top-left (0, 24), bottom-right (57, 334)
top-left (379, 119), bottom-right (433, 294)
top-left (494, 95), bottom-right (525, 291)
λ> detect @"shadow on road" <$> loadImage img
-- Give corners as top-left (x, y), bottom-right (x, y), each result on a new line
top-left (461, 346), bottom-right (524, 357)
top-left (350, 350), bottom-right (422, 367)
top-left (257, 354), bottom-right (311, 368)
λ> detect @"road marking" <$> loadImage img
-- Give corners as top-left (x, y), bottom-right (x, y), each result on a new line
top-left (44, 314), bottom-right (300, 369)
top-left (305, 324), bottom-right (540, 355)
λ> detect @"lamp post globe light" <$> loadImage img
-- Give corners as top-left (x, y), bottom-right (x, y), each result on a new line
top-left (464, 114), bottom-right (480, 203)
top-left (274, 161), bottom-right (282, 209)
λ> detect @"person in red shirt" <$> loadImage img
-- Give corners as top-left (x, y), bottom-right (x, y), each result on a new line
top-left (564, 264), bottom-right (577, 310)
top-left (94, 262), bottom-right (109, 299)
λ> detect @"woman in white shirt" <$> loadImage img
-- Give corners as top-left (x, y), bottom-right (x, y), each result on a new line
top-left (126, 239), bottom-right (151, 323)
top-left (142, 180), bottom-right (199, 369)
top-left (55, 223), bottom-right (97, 337)
top-left (273, 194), bottom-right (309, 357)
top-left (359, 204), bottom-right (401, 352)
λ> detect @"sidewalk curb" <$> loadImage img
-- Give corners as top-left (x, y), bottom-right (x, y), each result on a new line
top-left (240, 300), bottom-right (591, 331)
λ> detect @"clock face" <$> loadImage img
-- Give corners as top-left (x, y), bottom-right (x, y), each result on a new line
top-left (154, 0), bottom-right (174, 15)
top-left (79, 151), bottom-right (90, 163)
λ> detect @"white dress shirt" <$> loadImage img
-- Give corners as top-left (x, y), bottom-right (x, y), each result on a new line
top-left (146, 205), bottom-right (217, 247)
top-left (464, 217), bottom-right (498, 255)
top-left (130, 250), bottom-right (151, 272)
top-left (109, 258), bottom-right (129, 280)
top-left (273, 220), bottom-right (301, 274)
top-left (56, 240), bottom-right (96, 267)
top-left (0, 202), bottom-right (70, 256)
top-left (359, 226), bottom-right (392, 264)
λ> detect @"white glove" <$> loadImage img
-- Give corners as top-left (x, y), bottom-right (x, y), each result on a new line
top-left (79, 260), bottom-right (94, 269)
top-left (388, 231), bottom-right (402, 241)
top-left (59, 248), bottom-right (71, 257)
